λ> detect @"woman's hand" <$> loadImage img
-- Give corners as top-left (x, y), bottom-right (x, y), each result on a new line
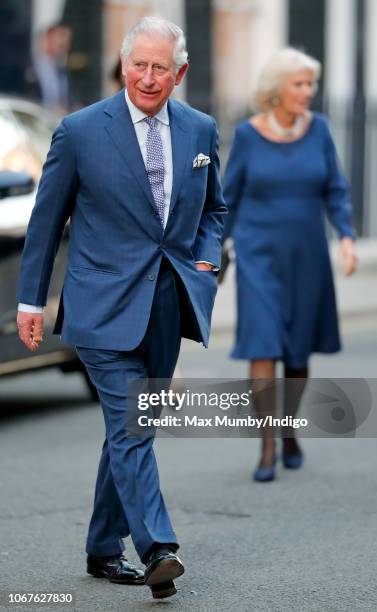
top-left (339, 237), bottom-right (357, 276)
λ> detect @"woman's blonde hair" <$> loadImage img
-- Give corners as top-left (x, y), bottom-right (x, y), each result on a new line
top-left (253, 47), bottom-right (322, 112)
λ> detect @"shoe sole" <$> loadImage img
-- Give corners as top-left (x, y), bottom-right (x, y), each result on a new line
top-left (282, 454), bottom-right (304, 470)
top-left (283, 462), bottom-right (303, 469)
top-left (87, 568), bottom-right (144, 585)
top-left (151, 580), bottom-right (177, 599)
top-left (145, 558), bottom-right (184, 587)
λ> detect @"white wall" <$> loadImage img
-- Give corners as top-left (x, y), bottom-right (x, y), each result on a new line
top-left (324, 0), bottom-right (356, 167)
top-left (32, 0), bottom-right (66, 35)
top-left (250, 0), bottom-right (288, 94)
top-left (152, 0), bottom-right (185, 28)
top-left (212, 0), bottom-right (287, 124)
top-left (364, 0), bottom-right (377, 235)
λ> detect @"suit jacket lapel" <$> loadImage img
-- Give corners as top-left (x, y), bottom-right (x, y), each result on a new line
top-left (104, 91), bottom-right (157, 213)
top-left (169, 99), bottom-right (191, 215)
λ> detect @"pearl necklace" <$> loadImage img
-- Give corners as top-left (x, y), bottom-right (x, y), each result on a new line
top-left (267, 112), bottom-right (305, 138)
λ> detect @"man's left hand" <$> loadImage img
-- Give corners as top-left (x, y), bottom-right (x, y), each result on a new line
top-left (195, 263), bottom-right (214, 271)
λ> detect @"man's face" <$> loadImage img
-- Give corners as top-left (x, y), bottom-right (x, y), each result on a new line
top-left (122, 32), bottom-right (188, 116)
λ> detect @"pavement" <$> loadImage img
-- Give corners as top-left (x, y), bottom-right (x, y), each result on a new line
top-left (1, 409), bottom-right (377, 612)
top-left (212, 237), bottom-right (377, 332)
top-left (0, 240), bottom-right (376, 612)
top-left (1, 323), bottom-right (377, 612)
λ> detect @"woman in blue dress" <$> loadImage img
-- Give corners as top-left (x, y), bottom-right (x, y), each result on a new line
top-left (222, 48), bottom-right (357, 482)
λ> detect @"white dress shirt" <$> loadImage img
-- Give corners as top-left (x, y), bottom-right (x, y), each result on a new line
top-left (124, 90), bottom-right (214, 272)
top-left (125, 89), bottom-right (173, 229)
top-left (18, 90), bottom-right (215, 314)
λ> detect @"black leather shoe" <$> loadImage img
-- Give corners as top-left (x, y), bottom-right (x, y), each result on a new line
top-left (151, 580), bottom-right (177, 599)
top-left (87, 554), bottom-right (144, 585)
top-left (144, 547), bottom-right (184, 594)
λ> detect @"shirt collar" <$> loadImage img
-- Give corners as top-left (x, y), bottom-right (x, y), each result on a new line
top-left (124, 89), bottom-right (169, 126)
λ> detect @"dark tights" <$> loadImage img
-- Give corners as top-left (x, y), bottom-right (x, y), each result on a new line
top-left (250, 361), bottom-right (308, 468)
top-left (282, 366), bottom-right (308, 455)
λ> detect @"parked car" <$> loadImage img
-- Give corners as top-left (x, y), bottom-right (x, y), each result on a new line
top-left (0, 97), bottom-right (97, 399)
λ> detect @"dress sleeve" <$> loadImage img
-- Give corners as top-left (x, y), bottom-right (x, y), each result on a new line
top-left (322, 117), bottom-right (356, 239)
top-left (222, 123), bottom-right (247, 241)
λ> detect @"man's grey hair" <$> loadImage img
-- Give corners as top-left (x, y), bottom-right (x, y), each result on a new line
top-left (121, 16), bottom-right (188, 70)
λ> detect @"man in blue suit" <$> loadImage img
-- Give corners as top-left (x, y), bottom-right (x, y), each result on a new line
top-left (17, 16), bottom-right (226, 599)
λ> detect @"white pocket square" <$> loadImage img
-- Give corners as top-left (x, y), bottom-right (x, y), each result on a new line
top-left (193, 153), bottom-right (211, 169)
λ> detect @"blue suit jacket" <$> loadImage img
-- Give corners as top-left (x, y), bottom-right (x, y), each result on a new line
top-left (17, 90), bottom-right (226, 350)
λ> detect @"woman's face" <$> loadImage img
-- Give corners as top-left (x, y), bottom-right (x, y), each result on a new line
top-left (278, 69), bottom-right (316, 115)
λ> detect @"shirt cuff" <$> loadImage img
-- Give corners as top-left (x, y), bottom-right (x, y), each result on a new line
top-left (18, 303), bottom-right (44, 313)
top-left (195, 261), bottom-right (219, 272)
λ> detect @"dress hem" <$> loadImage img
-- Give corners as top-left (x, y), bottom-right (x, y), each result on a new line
top-left (230, 346), bottom-right (341, 369)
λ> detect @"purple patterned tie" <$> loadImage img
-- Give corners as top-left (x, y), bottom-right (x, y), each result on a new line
top-left (145, 116), bottom-right (165, 226)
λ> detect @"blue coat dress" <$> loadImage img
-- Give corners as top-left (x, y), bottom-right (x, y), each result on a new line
top-left (222, 112), bottom-right (355, 368)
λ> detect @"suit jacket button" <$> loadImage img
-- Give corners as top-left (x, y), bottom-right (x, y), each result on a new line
top-left (148, 274), bottom-right (155, 281)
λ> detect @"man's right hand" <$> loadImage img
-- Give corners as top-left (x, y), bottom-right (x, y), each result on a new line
top-left (17, 312), bottom-right (44, 352)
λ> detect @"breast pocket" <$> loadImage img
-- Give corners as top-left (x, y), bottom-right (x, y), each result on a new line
top-left (187, 165), bottom-right (209, 201)
top-left (191, 164), bottom-right (209, 180)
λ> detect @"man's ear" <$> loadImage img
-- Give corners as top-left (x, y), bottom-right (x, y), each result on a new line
top-left (120, 56), bottom-right (127, 79)
top-left (175, 63), bottom-right (189, 86)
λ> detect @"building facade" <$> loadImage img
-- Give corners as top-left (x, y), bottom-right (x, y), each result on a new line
top-left (0, 0), bottom-right (375, 236)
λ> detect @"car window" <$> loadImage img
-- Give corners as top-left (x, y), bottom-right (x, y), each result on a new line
top-left (12, 110), bottom-right (54, 164)
top-left (0, 109), bottom-right (53, 181)
top-left (0, 110), bottom-right (22, 164)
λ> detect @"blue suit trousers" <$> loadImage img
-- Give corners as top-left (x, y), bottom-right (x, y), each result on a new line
top-left (76, 259), bottom-right (182, 563)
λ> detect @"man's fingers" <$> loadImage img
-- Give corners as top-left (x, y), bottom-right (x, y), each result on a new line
top-left (17, 312), bottom-right (44, 351)
top-left (18, 322), bottom-right (37, 351)
top-left (33, 317), bottom-right (44, 344)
